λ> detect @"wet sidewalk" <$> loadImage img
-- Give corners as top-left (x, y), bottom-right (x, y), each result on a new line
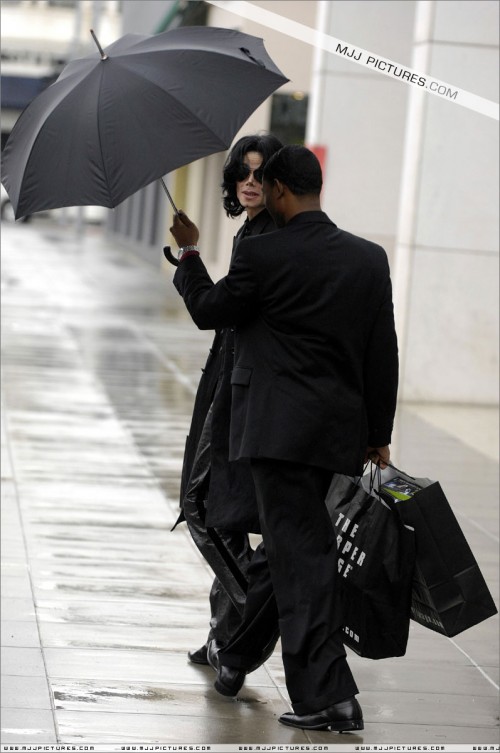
top-left (1, 219), bottom-right (499, 747)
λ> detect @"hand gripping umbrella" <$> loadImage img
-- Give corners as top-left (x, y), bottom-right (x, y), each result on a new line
top-left (1, 26), bottom-right (288, 220)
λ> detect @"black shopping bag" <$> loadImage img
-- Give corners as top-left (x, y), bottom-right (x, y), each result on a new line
top-left (325, 473), bottom-right (416, 659)
top-left (378, 466), bottom-right (498, 637)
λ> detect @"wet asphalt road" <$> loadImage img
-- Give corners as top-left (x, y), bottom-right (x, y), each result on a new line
top-left (1, 218), bottom-right (498, 746)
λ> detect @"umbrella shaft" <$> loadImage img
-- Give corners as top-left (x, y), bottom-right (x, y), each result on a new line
top-left (160, 178), bottom-right (179, 215)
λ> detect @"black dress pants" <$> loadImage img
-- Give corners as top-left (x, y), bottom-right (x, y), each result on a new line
top-left (219, 458), bottom-right (358, 715)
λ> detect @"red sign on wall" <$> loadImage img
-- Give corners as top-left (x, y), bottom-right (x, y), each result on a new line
top-left (306, 144), bottom-right (328, 177)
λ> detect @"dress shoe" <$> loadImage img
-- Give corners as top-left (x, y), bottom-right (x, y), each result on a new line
top-left (206, 639), bottom-right (246, 697)
top-left (187, 644), bottom-right (209, 665)
top-left (279, 697), bottom-right (364, 732)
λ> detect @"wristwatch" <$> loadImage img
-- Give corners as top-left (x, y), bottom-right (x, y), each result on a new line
top-left (177, 245), bottom-right (199, 259)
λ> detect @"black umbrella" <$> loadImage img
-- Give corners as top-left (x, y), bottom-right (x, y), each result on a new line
top-left (1, 26), bottom-right (288, 220)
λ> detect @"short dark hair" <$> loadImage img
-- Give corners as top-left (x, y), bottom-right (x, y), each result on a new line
top-left (222, 133), bottom-right (284, 217)
top-left (262, 145), bottom-right (323, 196)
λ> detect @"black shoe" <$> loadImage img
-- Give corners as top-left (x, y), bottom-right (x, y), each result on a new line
top-left (279, 697), bottom-right (364, 732)
top-left (207, 639), bottom-right (246, 697)
top-left (187, 644), bottom-right (209, 665)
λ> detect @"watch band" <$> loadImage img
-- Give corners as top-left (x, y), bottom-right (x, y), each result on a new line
top-left (177, 245), bottom-right (200, 259)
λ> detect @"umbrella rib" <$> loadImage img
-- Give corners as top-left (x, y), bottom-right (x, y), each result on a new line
top-left (95, 67), bottom-right (114, 204)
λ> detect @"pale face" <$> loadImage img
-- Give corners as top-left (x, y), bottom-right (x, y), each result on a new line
top-left (236, 151), bottom-right (264, 220)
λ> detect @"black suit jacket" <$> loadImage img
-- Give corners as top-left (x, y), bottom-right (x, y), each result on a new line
top-left (174, 211), bottom-right (398, 476)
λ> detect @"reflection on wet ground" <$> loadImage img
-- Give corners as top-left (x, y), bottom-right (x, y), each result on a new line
top-left (1, 220), bottom-right (498, 745)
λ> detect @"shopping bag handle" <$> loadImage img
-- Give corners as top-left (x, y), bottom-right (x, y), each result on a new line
top-left (354, 463), bottom-right (404, 518)
top-left (353, 461), bottom-right (382, 495)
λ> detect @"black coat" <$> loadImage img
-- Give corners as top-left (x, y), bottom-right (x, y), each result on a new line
top-left (174, 211), bottom-right (399, 477)
top-left (180, 209), bottom-right (276, 532)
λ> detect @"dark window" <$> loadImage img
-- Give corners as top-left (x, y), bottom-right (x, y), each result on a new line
top-left (1, 74), bottom-right (57, 110)
top-left (48, 1), bottom-right (78, 7)
top-left (269, 92), bottom-right (309, 146)
top-left (179, 0), bottom-right (208, 27)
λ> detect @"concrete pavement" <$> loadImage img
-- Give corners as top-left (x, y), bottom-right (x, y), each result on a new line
top-left (1, 218), bottom-right (498, 747)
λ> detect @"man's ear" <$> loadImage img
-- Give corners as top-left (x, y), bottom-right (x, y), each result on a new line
top-left (273, 179), bottom-right (285, 199)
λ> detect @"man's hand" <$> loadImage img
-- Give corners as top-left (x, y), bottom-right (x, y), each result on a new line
top-left (365, 445), bottom-right (391, 469)
top-left (170, 211), bottom-right (200, 248)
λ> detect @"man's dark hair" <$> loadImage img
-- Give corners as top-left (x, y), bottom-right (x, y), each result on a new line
top-left (262, 145), bottom-right (323, 196)
top-left (222, 133), bottom-right (284, 217)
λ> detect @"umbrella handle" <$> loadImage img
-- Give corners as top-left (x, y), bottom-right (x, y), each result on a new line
top-left (160, 178), bottom-right (179, 215)
top-left (163, 246), bottom-right (179, 267)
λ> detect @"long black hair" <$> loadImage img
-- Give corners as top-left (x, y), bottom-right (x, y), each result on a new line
top-left (222, 133), bottom-right (283, 218)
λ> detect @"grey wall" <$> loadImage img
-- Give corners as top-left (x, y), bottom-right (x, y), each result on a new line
top-left (394, 0), bottom-right (499, 403)
top-left (310, 0), bottom-right (498, 404)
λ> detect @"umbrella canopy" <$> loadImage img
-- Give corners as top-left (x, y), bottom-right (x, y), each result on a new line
top-left (1, 26), bottom-right (288, 219)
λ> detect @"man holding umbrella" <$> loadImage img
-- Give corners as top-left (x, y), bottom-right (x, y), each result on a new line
top-left (169, 145), bottom-right (399, 731)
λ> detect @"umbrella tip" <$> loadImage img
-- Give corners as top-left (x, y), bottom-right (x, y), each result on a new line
top-left (90, 29), bottom-right (108, 60)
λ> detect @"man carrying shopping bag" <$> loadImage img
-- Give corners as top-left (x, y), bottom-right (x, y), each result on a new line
top-left (170, 146), bottom-right (399, 731)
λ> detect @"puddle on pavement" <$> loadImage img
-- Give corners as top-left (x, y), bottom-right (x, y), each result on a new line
top-left (54, 685), bottom-right (176, 704)
top-left (234, 696), bottom-right (269, 706)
